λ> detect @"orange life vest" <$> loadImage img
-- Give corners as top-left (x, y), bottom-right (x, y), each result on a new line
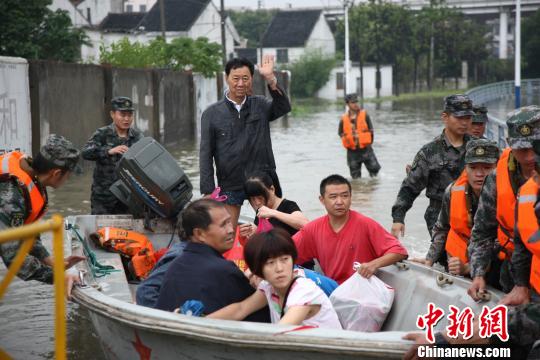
top-left (96, 227), bottom-right (156, 279)
top-left (495, 148), bottom-right (516, 260)
top-left (445, 171), bottom-right (471, 264)
top-left (0, 151), bottom-right (47, 224)
top-left (516, 178), bottom-right (540, 293)
top-left (341, 110), bottom-right (372, 150)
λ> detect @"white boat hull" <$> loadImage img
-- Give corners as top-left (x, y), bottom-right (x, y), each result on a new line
top-left (68, 215), bottom-right (504, 359)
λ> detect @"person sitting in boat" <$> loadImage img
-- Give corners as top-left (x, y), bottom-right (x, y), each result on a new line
top-left (155, 199), bottom-right (269, 322)
top-left (413, 139), bottom-right (500, 278)
top-left (208, 228), bottom-right (342, 329)
top-left (135, 241), bottom-right (187, 308)
top-left (239, 171), bottom-right (309, 238)
top-left (0, 134), bottom-right (85, 298)
top-left (292, 174), bottom-right (408, 284)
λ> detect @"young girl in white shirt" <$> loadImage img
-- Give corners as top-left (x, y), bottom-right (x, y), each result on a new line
top-left (208, 228), bottom-right (342, 329)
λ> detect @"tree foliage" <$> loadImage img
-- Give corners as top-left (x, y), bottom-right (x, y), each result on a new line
top-left (0, 0), bottom-right (88, 62)
top-left (335, 0), bottom-right (498, 93)
top-left (99, 37), bottom-right (222, 77)
top-left (287, 50), bottom-right (336, 98)
top-left (522, 8), bottom-right (540, 78)
top-left (229, 9), bottom-right (277, 47)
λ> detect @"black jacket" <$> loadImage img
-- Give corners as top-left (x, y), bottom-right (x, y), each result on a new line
top-left (199, 86), bottom-right (291, 194)
top-left (156, 242), bottom-right (269, 322)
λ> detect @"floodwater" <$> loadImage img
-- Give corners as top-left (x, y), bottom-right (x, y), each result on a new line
top-left (1, 96), bottom-right (460, 359)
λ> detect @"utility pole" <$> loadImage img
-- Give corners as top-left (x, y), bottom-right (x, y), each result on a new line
top-left (344, 0), bottom-right (351, 96)
top-left (220, 0), bottom-right (227, 67)
top-left (515, 0), bottom-right (521, 109)
top-left (159, 0), bottom-right (166, 40)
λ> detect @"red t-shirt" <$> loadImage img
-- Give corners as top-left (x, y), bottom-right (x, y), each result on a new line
top-left (293, 210), bottom-right (408, 284)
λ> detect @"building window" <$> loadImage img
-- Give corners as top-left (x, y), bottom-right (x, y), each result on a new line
top-left (126, 4), bottom-right (133, 12)
top-left (336, 72), bottom-right (344, 90)
top-left (140, 4), bottom-right (146, 12)
top-left (276, 49), bottom-right (288, 63)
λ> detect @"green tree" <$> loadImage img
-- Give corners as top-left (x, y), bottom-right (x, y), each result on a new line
top-left (229, 9), bottom-right (277, 47)
top-left (0, 0), bottom-right (88, 62)
top-left (99, 37), bottom-right (222, 77)
top-left (287, 50), bottom-right (336, 98)
top-left (522, 8), bottom-right (540, 78)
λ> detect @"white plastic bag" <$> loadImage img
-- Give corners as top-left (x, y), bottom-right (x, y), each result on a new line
top-left (329, 262), bottom-right (394, 332)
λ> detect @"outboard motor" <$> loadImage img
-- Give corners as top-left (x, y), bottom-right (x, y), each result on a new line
top-left (110, 137), bottom-right (193, 220)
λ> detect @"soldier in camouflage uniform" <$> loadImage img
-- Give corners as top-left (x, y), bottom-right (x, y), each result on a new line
top-left (0, 134), bottom-right (84, 294)
top-left (470, 105), bottom-right (488, 138)
top-left (82, 97), bottom-right (143, 215)
top-left (338, 93), bottom-right (381, 178)
top-left (416, 139), bottom-right (499, 277)
top-left (391, 94), bottom-right (475, 240)
top-left (468, 106), bottom-right (540, 300)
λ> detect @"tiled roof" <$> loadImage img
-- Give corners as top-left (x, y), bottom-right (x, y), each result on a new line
top-left (262, 9), bottom-right (322, 48)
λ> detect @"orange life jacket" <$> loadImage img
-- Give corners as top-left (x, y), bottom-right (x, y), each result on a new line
top-left (341, 110), bottom-right (372, 150)
top-left (0, 151), bottom-right (47, 224)
top-left (495, 148), bottom-right (516, 260)
top-left (96, 227), bottom-right (156, 279)
top-left (516, 178), bottom-right (540, 293)
top-left (445, 171), bottom-right (471, 264)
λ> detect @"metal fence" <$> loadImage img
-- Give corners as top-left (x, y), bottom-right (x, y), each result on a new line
top-left (466, 79), bottom-right (540, 147)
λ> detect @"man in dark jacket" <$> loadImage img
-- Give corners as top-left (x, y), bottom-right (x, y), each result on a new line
top-left (155, 199), bottom-right (269, 322)
top-left (199, 56), bottom-right (291, 231)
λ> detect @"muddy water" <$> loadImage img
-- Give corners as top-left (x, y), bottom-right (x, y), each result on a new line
top-left (1, 97), bottom-right (453, 358)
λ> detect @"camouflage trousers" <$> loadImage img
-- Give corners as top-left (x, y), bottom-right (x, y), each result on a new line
top-left (425, 199), bottom-right (443, 236)
top-left (90, 188), bottom-right (128, 215)
top-left (346, 147), bottom-right (381, 179)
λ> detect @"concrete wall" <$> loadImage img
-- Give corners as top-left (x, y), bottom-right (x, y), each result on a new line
top-left (109, 67), bottom-right (155, 136)
top-left (156, 70), bottom-right (194, 146)
top-left (0, 57), bottom-right (32, 155)
top-left (25, 61), bottom-right (290, 153)
top-left (28, 60), bottom-right (107, 155)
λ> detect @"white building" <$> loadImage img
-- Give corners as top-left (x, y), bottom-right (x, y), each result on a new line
top-left (317, 63), bottom-right (393, 100)
top-left (260, 9), bottom-right (335, 65)
top-left (81, 0), bottom-right (241, 62)
top-left (50, 0), bottom-right (123, 27)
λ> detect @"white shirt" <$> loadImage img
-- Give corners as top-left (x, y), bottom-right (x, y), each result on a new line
top-left (225, 90), bottom-right (247, 113)
top-left (258, 275), bottom-right (342, 329)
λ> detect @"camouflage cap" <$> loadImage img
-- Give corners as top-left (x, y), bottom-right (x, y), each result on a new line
top-left (444, 94), bottom-right (475, 117)
top-left (344, 93), bottom-right (358, 103)
top-left (111, 96), bottom-right (134, 111)
top-left (465, 138), bottom-right (500, 164)
top-left (506, 105), bottom-right (540, 149)
top-left (473, 105), bottom-right (488, 123)
top-left (39, 134), bottom-right (81, 173)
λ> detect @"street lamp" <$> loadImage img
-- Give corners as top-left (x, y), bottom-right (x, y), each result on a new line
top-left (342, 0), bottom-right (354, 96)
top-left (515, 0), bottom-right (521, 109)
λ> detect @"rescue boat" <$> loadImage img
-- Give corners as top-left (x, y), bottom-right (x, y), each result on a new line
top-left (68, 214), bottom-right (504, 360)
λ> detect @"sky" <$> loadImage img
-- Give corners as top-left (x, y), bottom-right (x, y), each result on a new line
top-left (213, 0), bottom-right (347, 10)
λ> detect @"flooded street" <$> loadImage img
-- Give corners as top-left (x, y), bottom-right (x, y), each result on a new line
top-left (1, 97), bottom-right (450, 358)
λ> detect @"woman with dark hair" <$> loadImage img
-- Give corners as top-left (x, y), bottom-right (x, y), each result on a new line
top-left (208, 229), bottom-right (341, 329)
top-left (239, 171), bottom-right (308, 238)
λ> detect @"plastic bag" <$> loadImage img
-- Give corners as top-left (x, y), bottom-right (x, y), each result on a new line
top-left (329, 263), bottom-right (394, 332)
top-left (223, 227), bottom-right (248, 271)
top-left (256, 217), bottom-right (273, 233)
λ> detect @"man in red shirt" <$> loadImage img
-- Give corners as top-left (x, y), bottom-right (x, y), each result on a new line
top-left (293, 174), bottom-right (408, 284)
